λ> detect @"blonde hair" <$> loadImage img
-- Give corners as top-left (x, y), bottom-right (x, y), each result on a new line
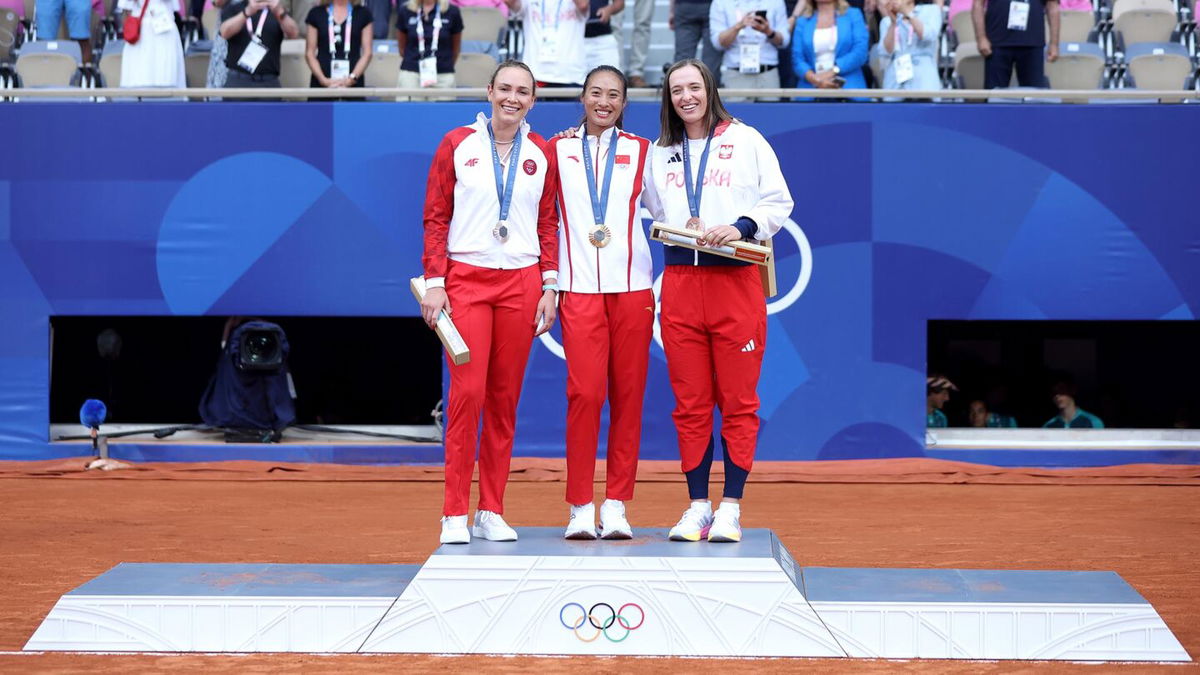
top-left (405, 0), bottom-right (450, 11)
top-left (798, 0), bottom-right (850, 17)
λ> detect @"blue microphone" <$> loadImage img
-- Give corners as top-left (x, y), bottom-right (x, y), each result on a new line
top-left (80, 399), bottom-right (107, 450)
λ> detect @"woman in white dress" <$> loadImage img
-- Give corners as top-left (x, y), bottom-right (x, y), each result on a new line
top-left (118, 0), bottom-right (187, 87)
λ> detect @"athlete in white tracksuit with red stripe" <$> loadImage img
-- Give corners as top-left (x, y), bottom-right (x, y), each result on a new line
top-left (420, 61), bottom-right (561, 545)
top-left (551, 66), bottom-right (655, 541)
top-left (647, 59), bottom-right (794, 544)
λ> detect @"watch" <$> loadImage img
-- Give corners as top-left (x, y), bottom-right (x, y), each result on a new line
top-left (832, 65), bottom-right (841, 75)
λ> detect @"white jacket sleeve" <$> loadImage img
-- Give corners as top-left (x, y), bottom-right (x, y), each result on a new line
top-left (743, 126), bottom-right (794, 240)
top-left (640, 147), bottom-right (668, 224)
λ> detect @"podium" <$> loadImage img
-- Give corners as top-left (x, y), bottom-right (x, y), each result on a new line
top-left (25, 528), bottom-right (1190, 661)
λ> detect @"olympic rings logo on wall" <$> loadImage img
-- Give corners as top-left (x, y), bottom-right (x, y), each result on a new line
top-left (558, 602), bottom-right (645, 643)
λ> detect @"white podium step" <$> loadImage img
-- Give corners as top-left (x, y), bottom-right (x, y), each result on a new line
top-left (24, 563), bottom-right (418, 653)
top-left (22, 530), bottom-right (1192, 661)
top-left (362, 527), bottom-right (842, 657)
top-left (805, 567), bottom-right (1190, 661)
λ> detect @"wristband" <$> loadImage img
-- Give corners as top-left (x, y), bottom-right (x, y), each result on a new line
top-left (542, 282), bottom-right (558, 293)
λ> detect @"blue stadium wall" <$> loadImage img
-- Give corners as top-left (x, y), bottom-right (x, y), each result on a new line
top-left (1, 102), bottom-right (1197, 465)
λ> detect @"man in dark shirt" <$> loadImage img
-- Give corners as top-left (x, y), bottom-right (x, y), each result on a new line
top-left (220, 0), bottom-right (300, 92)
top-left (972, 0), bottom-right (1059, 88)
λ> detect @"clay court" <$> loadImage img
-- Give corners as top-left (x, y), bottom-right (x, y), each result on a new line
top-left (1, 457), bottom-right (1197, 673)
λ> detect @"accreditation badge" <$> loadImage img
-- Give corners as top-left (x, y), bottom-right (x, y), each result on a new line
top-left (418, 56), bottom-right (438, 87)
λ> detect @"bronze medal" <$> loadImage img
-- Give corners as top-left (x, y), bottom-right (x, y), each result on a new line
top-left (685, 217), bottom-right (704, 232)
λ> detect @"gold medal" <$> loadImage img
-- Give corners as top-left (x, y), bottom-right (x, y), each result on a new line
top-left (685, 217), bottom-right (704, 232)
top-left (493, 220), bottom-right (509, 243)
top-left (589, 224), bottom-right (612, 248)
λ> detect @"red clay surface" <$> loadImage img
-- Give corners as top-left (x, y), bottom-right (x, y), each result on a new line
top-left (1, 474), bottom-right (1197, 673)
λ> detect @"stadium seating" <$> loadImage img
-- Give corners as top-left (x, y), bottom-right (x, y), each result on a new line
top-left (1112, 0), bottom-right (1178, 46)
top-left (1046, 41), bottom-right (1107, 87)
top-left (455, 50), bottom-right (495, 87)
top-left (14, 39), bottom-right (80, 86)
top-left (1, 7), bottom-right (21, 64)
top-left (200, 6), bottom-right (218, 42)
top-left (365, 39), bottom-right (399, 87)
top-left (1057, 9), bottom-right (1100, 42)
top-left (1124, 40), bottom-right (1194, 87)
top-left (278, 37), bottom-right (308, 97)
top-left (460, 5), bottom-right (506, 44)
top-left (953, 41), bottom-right (984, 88)
top-left (97, 36), bottom-right (120, 86)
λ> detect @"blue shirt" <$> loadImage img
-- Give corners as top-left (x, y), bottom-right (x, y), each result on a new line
top-left (927, 409), bottom-right (948, 428)
top-left (1043, 409), bottom-right (1104, 429)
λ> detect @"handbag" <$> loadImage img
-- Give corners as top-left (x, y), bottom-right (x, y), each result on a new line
top-left (123, 0), bottom-right (151, 44)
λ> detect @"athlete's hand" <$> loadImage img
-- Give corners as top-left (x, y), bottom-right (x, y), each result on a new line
top-left (699, 224), bottom-right (742, 248)
top-left (534, 290), bottom-right (557, 336)
top-left (421, 287), bottom-right (451, 329)
top-left (554, 127), bottom-right (579, 139)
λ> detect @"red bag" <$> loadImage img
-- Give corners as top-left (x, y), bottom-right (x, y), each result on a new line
top-left (123, 0), bottom-right (150, 44)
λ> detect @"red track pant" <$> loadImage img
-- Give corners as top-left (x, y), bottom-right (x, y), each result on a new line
top-left (560, 290), bottom-right (654, 505)
top-left (660, 264), bottom-right (766, 474)
top-left (442, 261), bottom-right (542, 516)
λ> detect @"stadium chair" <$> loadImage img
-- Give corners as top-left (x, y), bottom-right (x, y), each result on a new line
top-left (460, 5), bottom-right (505, 44)
top-left (184, 50), bottom-right (208, 88)
top-left (278, 37), bottom-right (308, 97)
top-left (1045, 41), bottom-right (1107, 87)
top-left (1112, 0), bottom-right (1178, 46)
top-left (364, 43), bottom-right (399, 87)
top-left (461, 38), bottom-right (499, 60)
top-left (868, 43), bottom-right (885, 89)
top-left (97, 37), bottom-right (120, 86)
top-left (292, 0), bottom-right (317, 36)
top-left (201, 6), bottom-right (219, 41)
top-left (455, 51), bottom-right (495, 87)
top-left (950, 9), bottom-right (975, 44)
top-left (0, 8), bottom-right (20, 64)
top-left (1125, 40), bottom-right (1194, 87)
top-left (1056, 9), bottom-right (1100, 42)
top-left (14, 39), bottom-right (81, 86)
top-left (952, 40), bottom-right (984, 88)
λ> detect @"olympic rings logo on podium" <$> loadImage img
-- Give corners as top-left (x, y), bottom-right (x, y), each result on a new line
top-left (558, 602), bottom-right (646, 643)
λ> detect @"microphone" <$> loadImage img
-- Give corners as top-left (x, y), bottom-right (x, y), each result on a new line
top-left (80, 399), bottom-right (107, 451)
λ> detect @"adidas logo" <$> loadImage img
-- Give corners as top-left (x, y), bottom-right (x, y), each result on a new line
top-left (666, 152), bottom-right (682, 164)
top-left (740, 339), bottom-right (757, 353)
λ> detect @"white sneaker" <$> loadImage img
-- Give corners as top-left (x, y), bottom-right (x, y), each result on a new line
top-left (564, 503), bottom-right (597, 540)
top-left (708, 503), bottom-right (742, 543)
top-left (599, 499), bottom-right (633, 540)
top-left (668, 501), bottom-right (713, 542)
top-left (440, 515), bottom-right (470, 544)
top-left (472, 510), bottom-right (518, 541)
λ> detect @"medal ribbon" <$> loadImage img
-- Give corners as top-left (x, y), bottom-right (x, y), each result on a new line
top-left (682, 126), bottom-right (715, 219)
top-left (487, 121), bottom-right (522, 224)
top-left (579, 127), bottom-right (618, 227)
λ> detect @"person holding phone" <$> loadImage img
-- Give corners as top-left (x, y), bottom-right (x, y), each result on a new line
top-left (221, 0), bottom-right (301, 94)
top-left (709, 0), bottom-right (790, 99)
top-left (790, 0), bottom-right (867, 95)
top-left (420, 61), bottom-right (560, 545)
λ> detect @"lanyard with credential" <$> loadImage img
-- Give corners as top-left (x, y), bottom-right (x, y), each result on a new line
top-left (415, 3), bottom-right (441, 58)
top-left (487, 121), bottom-right (522, 235)
top-left (541, 0), bottom-right (565, 32)
top-left (580, 127), bottom-right (619, 247)
top-left (246, 7), bottom-right (268, 41)
top-left (327, 5), bottom-right (352, 59)
top-left (682, 126), bottom-right (716, 221)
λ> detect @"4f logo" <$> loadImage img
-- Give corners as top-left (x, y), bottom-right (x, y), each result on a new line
top-left (464, 158), bottom-right (480, 167)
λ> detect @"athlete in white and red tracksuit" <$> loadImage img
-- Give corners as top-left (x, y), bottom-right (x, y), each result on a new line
top-left (643, 59), bottom-right (794, 543)
top-left (420, 62), bottom-right (560, 545)
top-left (549, 66), bottom-right (654, 541)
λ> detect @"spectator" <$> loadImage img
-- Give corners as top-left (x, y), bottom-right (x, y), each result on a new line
top-left (878, 0), bottom-right (940, 94)
top-left (513, 0), bottom-right (588, 86)
top-left (395, 0), bottom-right (461, 94)
top-left (926, 374), bottom-right (956, 427)
top-left (972, 0), bottom-right (1059, 89)
top-left (968, 399), bottom-right (1017, 428)
top-left (220, 0), bottom-right (300, 94)
top-left (0, 0), bottom-right (26, 41)
top-left (305, 0), bottom-right (373, 91)
top-left (709, 0), bottom-right (790, 98)
top-left (364, 0), bottom-right (389, 37)
top-left (670, 0), bottom-right (723, 85)
top-left (452, 0), bottom-right (508, 18)
top-left (791, 0), bottom-right (868, 92)
top-left (583, 0), bottom-right (622, 71)
top-left (117, 0), bottom-right (187, 88)
top-left (207, 0), bottom-right (231, 88)
top-left (1042, 380), bottom-right (1104, 428)
top-left (35, 0), bottom-right (93, 63)
top-left (625, 0), bottom-right (651, 85)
